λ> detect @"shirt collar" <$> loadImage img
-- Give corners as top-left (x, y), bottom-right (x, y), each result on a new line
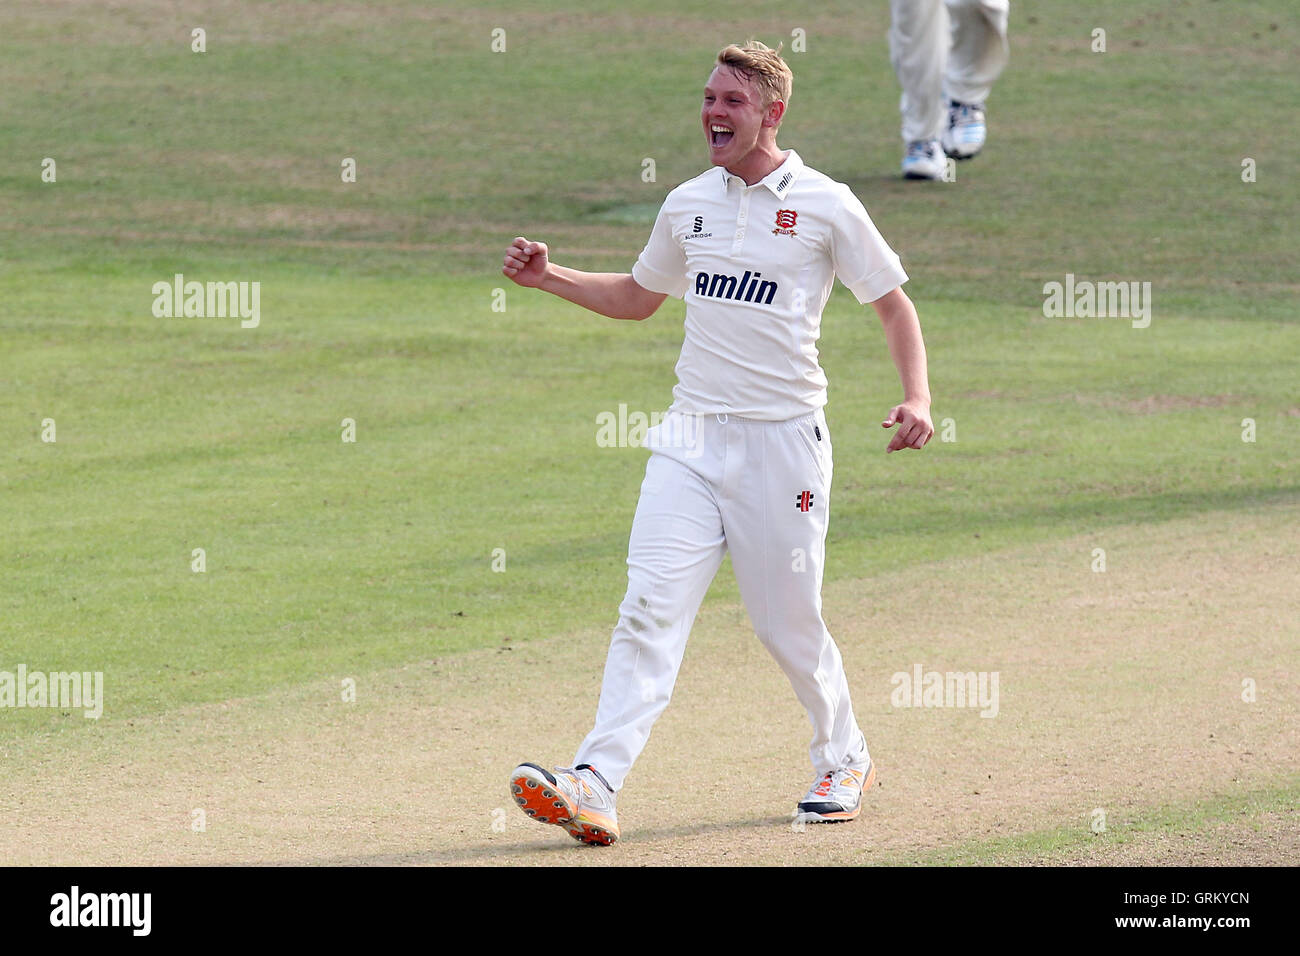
top-left (719, 149), bottom-right (805, 199)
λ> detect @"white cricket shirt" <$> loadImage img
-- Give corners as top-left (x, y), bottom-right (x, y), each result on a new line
top-left (632, 149), bottom-right (907, 421)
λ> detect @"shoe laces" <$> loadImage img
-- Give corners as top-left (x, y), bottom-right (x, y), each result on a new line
top-left (949, 100), bottom-right (985, 121)
top-left (812, 766), bottom-right (865, 799)
top-left (554, 765), bottom-right (588, 801)
top-left (905, 140), bottom-right (937, 160)
top-left (811, 771), bottom-right (836, 798)
top-left (558, 764), bottom-right (614, 807)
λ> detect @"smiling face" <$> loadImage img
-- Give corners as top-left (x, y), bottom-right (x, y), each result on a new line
top-left (701, 65), bottom-right (784, 179)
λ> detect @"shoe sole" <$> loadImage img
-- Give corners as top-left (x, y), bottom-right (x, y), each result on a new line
top-left (795, 763), bottom-right (878, 825)
top-left (942, 136), bottom-right (983, 160)
top-left (509, 764), bottom-right (576, 827)
top-left (510, 764), bottom-right (620, 846)
top-left (564, 815), bottom-right (619, 847)
top-left (902, 170), bottom-right (943, 180)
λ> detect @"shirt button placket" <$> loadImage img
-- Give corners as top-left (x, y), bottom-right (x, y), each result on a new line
top-left (731, 188), bottom-right (751, 257)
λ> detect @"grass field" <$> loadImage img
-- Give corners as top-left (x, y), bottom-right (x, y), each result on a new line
top-left (1, 0), bottom-right (1297, 866)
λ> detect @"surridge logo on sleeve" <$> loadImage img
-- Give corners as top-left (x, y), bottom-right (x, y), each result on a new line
top-left (773, 209), bottom-right (798, 236)
top-left (685, 214), bottom-right (711, 240)
top-left (693, 269), bottom-right (777, 304)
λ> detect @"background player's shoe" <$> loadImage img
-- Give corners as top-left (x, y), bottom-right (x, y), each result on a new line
top-left (794, 760), bottom-right (876, 824)
top-left (901, 140), bottom-right (945, 180)
top-left (509, 762), bottom-right (620, 845)
top-left (941, 100), bottom-right (987, 160)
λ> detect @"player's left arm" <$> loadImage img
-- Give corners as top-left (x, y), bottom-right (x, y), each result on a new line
top-left (871, 286), bottom-right (933, 453)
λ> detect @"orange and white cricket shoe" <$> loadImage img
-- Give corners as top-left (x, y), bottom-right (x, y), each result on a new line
top-left (794, 761), bottom-right (876, 824)
top-left (509, 762), bottom-right (620, 846)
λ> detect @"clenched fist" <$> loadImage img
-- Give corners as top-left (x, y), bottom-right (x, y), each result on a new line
top-left (502, 237), bottom-right (550, 288)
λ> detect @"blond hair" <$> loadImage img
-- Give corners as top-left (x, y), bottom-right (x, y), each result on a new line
top-left (716, 40), bottom-right (793, 117)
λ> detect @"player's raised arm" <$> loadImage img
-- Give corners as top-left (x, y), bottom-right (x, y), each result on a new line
top-left (871, 285), bottom-right (934, 453)
top-left (501, 237), bottom-right (667, 321)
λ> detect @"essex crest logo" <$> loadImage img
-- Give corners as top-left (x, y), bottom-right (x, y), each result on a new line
top-left (774, 209), bottom-right (798, 236)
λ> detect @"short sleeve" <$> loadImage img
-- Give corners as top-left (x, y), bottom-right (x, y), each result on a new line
top-left (632, 201), bottom-right (689, 299)
top-left (831, 186), bottom-right (908, 304)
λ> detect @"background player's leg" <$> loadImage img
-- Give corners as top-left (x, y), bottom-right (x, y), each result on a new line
top-left (573, 435), bottom-right (726, 791)
top-left (721, 414), bottom-right (868, 776)
top-left (889, 0), bottom-right (949, 144)
top-left (943, 0), bottom-right (1010, 107)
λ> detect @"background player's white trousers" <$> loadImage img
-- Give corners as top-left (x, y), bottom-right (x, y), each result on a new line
top-left (574, 410), bottom-right (869, 791)
top-left (889, 0), bottom-right (1010, 143)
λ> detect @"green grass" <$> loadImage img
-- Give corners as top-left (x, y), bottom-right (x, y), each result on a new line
top-left (3, 269), bottom-right (1296, 729)
top-left (878, 775), bottom-right (1300, 866)
top-left (1, 0), bottom-right (1297, 743)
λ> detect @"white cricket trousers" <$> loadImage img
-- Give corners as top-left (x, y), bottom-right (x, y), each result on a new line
top-left (889, 0), bottom-right (1011, 143)
top-left (574, 409), bottom-right (869, 791)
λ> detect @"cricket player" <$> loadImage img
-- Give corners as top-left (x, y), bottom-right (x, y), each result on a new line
top-left (891, 0), bottom-right (1010, 179)
top-left (504, 40), bottom-right (933, 846)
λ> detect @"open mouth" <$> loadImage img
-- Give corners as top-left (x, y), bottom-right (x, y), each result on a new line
top-left (710, 124), bottom-right (734, 148)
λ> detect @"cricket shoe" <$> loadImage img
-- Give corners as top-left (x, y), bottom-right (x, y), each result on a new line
top-left (901, 140), bottom-right (945, 180)
top-left (794, 760), bottom-right (876, 824)
top-left (509, 762), bottom-right (620, 846)
top-left (941, 100), bottom-right (986, 160)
